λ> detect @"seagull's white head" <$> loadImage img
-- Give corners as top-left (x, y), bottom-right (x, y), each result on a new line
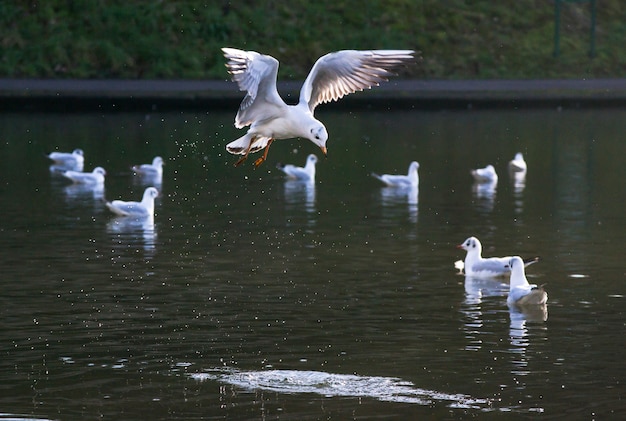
top-left (308, 123), bottom-right (328, 155)
top-left (457, 236), bottom-right (482, 254)
top-left (506, 256), bottom-right (529, 288)
top-left (143, 187), bottom-right (159, 201)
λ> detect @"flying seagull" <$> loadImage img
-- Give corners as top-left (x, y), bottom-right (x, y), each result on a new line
top-left (222, 47), bottom-right (415, 167)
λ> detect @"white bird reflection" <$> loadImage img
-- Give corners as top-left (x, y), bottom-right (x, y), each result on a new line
top-left (63, 183), bottom-right (105, 201)
top-left (380, 185), bottom-right (419, 224)
top-left (49, 162), bottom-right (83, 173)
top-left (132, 172), bottom-right (162, 189)
top-left (106, 215), bottom-right (157, 258)
top-left (508, 303), bottom-right (548, 376)
top-left (471, 180), bottom-right (497, 213)
top-left (461, 276), bottom-right (508, 352)
top-left (284, 179), bottom-right (316, 211)
top-left (464, 276), bottom-right (508, 303)
top-left (508, 167), bottom-right (526, 194)
top-left (509, 167), bottom-right (526, 218)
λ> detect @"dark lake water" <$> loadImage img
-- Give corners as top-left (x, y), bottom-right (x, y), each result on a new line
top-left (0, 107), bottom-right (625, 420)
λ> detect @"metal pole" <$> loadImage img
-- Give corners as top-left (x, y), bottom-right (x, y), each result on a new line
top-left (589, 0), bottom-right (597, 57)
top-left (554, 0), bottom-right (561, 58)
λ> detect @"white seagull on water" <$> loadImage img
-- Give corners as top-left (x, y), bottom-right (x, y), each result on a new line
top-left (457, 236), bottom-right (539, 278)
top-left (372, 161), bottom-right (419, 187)
top-left (106, 187), bottom-right (159, 217)
top-left (276, 154), bottom-right (318, 182)
top-left (47, 148), bottom-right (84, 170)
top-left (471, 164), bottom-right (498, 183)
top-left (222, 47), bottom-right (414, 167)
top-left (132, 156), bottom-right (164, 177)
top-left (508, 152), bottom-right (527, 172)
top-left (62, 167), bottom-right (106, 186)
top-left (506, 256), bottom-right (548, 306)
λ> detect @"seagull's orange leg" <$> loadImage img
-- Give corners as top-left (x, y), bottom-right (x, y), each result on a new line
top-left (234, 137), bottom-right (256, 167)
top-left (253, 138), bottom-right (274, 168)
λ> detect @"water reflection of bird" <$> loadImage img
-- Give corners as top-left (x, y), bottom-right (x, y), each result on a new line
top-left (46, 148), bottom-right (84, 171)
top-left (62, 167), bottom-right (106, 186)
top-left (283, 179), bottom-right (316, 215)
top-left (461, 276), bottom-right (507, 352)
top-left (106, 187), bottom-right (159, 217)
top-left (471, 179), bottom-right (497, 212)
top-left (379, 184), bottom-right (419, 224)
top-left (276, 154), bottom-right (318, 182)
top-left (464, 276), bottom-right (508, 302)
top-left (106, 216), bottom-right (157, 256)
top-left (222, 47), bottom-right (414, 167)
top-left (456, 236), bottom-right (539, 278)
top-left (471, 164), bottom-right (498, 183)
top-left (372, 161), bottom-right (419, 188)
top-left (506, 256), bottom-right (548, 306)
top-left (63, 183), bottom-right (105, 201)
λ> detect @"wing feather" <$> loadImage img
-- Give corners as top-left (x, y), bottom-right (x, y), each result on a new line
top-left (222, 48), bottom-right (283, 128)
top-left (299, 50), bottom-right (414, 112)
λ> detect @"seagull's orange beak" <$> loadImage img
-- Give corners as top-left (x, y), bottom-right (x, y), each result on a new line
top-left (320, 146), bottom-right (327, 156)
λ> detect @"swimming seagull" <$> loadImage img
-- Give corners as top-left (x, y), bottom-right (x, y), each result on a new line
top-left (106, 187), bottom-right (159, 217)
top-left (471, 164), bottom-right (498, 183)
top-left (62, 167), bottom-right (106, 185)
top-left (46, 148), bottom-right (84, 170)
top-left (372, 161), bottom-right (419, 187)
top-left (506, 256), bottom-right (548, 306)
top-left (276, 154), bottom-right (318, 182)
top-left (457, 236), bottom-right (539, 278)
top-left (508, 153), bottom-right (527, 172)
top-left (222, 47), bottom-right (415, 167)
top-left (132, 156), bottom-right (164, 177)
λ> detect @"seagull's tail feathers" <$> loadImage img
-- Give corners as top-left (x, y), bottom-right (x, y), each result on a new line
top-left (523, 256), bottom-right (540, 268)
top-left (106, 202), bottom-right (130, 217)
top-left (371, 172), bottom-right (384, 183)
top-left (226, 134), bottom-right (271, 156)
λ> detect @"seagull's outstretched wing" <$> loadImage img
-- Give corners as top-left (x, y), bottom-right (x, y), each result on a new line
top-left (222, 48), bottom-right (284, 128)
top-left (299, 50), bottom-right (414, 112)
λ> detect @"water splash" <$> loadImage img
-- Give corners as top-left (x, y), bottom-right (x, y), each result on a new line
top-left (191, 368), bottom-right (492, 409)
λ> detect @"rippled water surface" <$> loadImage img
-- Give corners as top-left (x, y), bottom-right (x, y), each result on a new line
top-left (0, 108), bottom-right (625, 420)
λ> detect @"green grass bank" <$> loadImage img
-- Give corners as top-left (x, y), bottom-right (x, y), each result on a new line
top-left (1, 1), bottom-right (625, 80)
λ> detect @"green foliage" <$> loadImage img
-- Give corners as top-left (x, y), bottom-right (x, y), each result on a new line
top-left (0, 0), bottom-right (624, 79)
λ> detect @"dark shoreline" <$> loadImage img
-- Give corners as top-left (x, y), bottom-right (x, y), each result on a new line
top-left (2, 78), bottom-right (626, 112)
